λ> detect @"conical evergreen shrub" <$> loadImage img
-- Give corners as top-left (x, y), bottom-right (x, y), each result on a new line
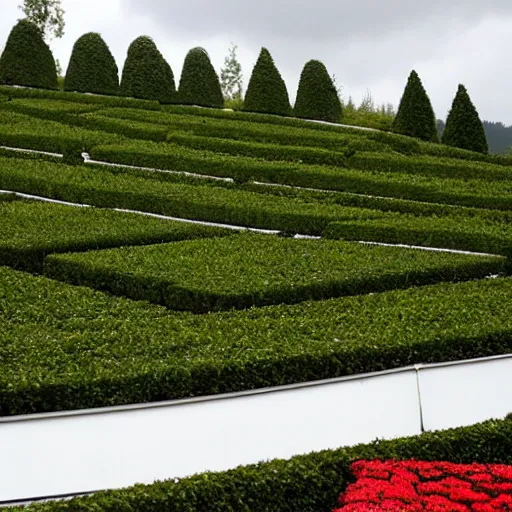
top-left (178, 47), bottom-right (223, 108)
top-left (120, 36), bottom-right (176, 103)
top-left (244, 48), bottom-right (291, 116)
top-left (442, 84), bottom-right (488, 154)
top-left (392, 70), bottom-right (438, 142)
top-left (294, 60), bottom-right (342, 123)
top-left (0, 19), bottom-right (57, 90)
top-left (64, 33), bottom-right (119, 95)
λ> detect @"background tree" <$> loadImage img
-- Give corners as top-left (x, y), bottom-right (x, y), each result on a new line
top-left (294, 60), bottom-right (342, 123)
top-left (220, 43), bottom-right (243, 101)
top-left (18, 0), bottom-right (65, 40)
top-left (120, 36), bottom-right (176, 103)
top-left (392, 70), bottom-right (438, 142)
top-left (441, 84), bottom-right (488, 154)
top-left (0, 19), bottom-right (57, 89)
top-left (243, 47), bottom-right (291, 116)
top-left (178, 47), bottom-right (224, 108)
top-left (64, 32), bottom-right (119, 96)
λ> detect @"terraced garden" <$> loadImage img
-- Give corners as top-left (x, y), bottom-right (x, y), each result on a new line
top-left (1, 86), bottom-right (512, 511)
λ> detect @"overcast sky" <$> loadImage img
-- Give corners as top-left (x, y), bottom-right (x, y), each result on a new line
top-left (1, 0), bottom-right (511, 124)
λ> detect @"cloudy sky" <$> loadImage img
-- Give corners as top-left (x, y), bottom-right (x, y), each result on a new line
top-left (1, 0), bottom-right (511, 124)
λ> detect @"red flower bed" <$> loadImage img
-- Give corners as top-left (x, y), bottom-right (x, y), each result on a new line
top-left (334, 460), bottom-right (512, 511)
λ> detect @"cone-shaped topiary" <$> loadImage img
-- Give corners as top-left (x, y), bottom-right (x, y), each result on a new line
top-left (392, 70), bottom-right (438, 142)
top-left (64, 33), bottom-right (119, 95)
top-left (244, 48), bottom-right (291, 116)
top-left (441, 84), bottom-right (488, 154)
top-left (294, 60), bottom-right (342, 123)
top-left (120, 36), bottom-right (176, 103)
top-left (178, 47), bottom-right (223, 108)
top-left (0, 19), bottom-right (57, 90)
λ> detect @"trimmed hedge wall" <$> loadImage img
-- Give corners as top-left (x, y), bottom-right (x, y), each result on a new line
top-left (120, 36), bottom-right (176, 103)
top-left (6, 419), bottom-right (512, 511)
top-left (64, 33), bottom-right (119, 96)
top-left (294, 59), bottom-right (342, 123)
top-left (3, 264), bottom-right (512, 416)
top-left (178, 47), bottom-right (224, 108)
top-left (0, 200), bottom-right (229, 273)
top-left (0, 19), bottom-right (57, 90)
top-left (244, 47), bottom-right (291, 116)
top-left (44, 234), bottom-right (504, 312)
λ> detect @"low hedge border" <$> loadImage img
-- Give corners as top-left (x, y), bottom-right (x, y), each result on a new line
top-left (5, 419), bottom-right (512, 511)
top-left (43, 234), bottom-right (506, 312)
top-left (0, 200), bottom-right (231, 272)
top-left (0, 157), bottom-right (388, 236)
top-left (3, 267), bottom-right (512, 416)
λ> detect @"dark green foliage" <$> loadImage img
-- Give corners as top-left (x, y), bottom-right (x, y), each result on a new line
top-left (243, 47), bottom-right (291, 116)
top-left (294, 60), bottom-right (342, 123)
top-left (392, 70), bottom-right (438, 142)
top-left (120, 36), bottom-right (176, 103)
top-left (0, 19), bottom-right (57, 90)
top-left (64, 33), bottom-right (119, 95)
top-left (442, 84), bottom-right (489, 154)
top-left (178, 47), bottom-right (224, 108)
top-left (45, 234), bottom-right (505, 312)
top-left (0, 200), bottom-right (228, 272)
top-left (8, 420), bottom-right (512, 511)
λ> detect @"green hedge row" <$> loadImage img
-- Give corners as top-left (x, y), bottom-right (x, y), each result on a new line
top-left (44, 234), bottom-right (504, 312)
top-left (3, 262), bottom-right (512, 415)
top-left (0, 157), bottom-right (387, 235)
top-left (0, 85), bottom-right (161, 110)
top-left (0, 200), bottom-right (229, 272)
top-left (89, 141), bottom-right (512, 211)
top-left (0, 109), bottom-right (124, 153)
top-left (324, 215), bottom-right (512, 258)
top-left (7, 419), bottom-right (512, 512)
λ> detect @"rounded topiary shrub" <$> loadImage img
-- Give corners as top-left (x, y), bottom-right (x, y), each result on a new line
top-left (392, 70), bottom-right (438, 143)
top-left (178, 47), bottom-right (223, 108)
top-left (120, 36), bottom-right (176, 103)
top-left (244, 48), bottom-right (291, 116)
top-left (64, 33), bottom-right (119, 95)
top-left (294, 60), bottom-right (342, 123)
top-left (442, 84), bottom-right (488, 154)
top-left (0, 19), bottom-right (57, 90)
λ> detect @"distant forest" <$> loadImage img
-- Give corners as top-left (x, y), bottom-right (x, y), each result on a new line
top-left (437, 119), bottom-right (512, 154)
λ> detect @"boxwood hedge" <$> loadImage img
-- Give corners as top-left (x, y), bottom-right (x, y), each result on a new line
top-left (2, 266), bottom-right (512, 417)
top-left (5, 419), bottom-right (512, 512)
top-left (44, 234), bottom-right (505, 312)
top-left (0, 200), bottom-right (229, 272)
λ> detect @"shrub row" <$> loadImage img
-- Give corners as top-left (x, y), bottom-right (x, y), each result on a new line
top-left (0, 200), bottom-right (230, 273)
top-left (0, 157), bottom-right (387, 236)
top-left (3, 265), bottom-right (512, 417)
top-left (44, 234), bottom-right (504, 312)
top-left (89, 141), bottom-right (512, 211)
top-left (7, 419), bottom-right (512, 512)
top-left (0, 85), bottom-right (161, 110)
top-left (324, 215), bottom-right (512, 258)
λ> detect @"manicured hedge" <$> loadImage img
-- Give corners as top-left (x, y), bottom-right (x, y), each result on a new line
top-left (64, 33), bottom-right (119, 96)
top-left (0, 85), bottom-right (160, 109)
top-left (0, 19), bottom-right (57, 90)
top-left (324, 214), bottom-right (512, 258)
top-left (6, 419), bottom-right (512, 512)
top-left (0, 110), bottom-right (124, 153)
top-left (0, 157), bottom-right (387, 235)
top-left (89, 141), bottom-right (512, 211)
top-left (0, 200), bottom-right (230, 272)
top-left (3, 264), bottom-right (512, 417)
top-left (44, 234), bottom-right (504, 312)
top-left (120, 36), bottom-right (176, 103)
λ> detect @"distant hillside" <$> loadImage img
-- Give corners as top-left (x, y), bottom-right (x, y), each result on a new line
top-left (437, 119), bottom-right (512, 155)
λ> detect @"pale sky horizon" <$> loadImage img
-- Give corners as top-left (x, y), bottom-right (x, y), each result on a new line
top-left (1, 0), bottom-right (511, 125)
